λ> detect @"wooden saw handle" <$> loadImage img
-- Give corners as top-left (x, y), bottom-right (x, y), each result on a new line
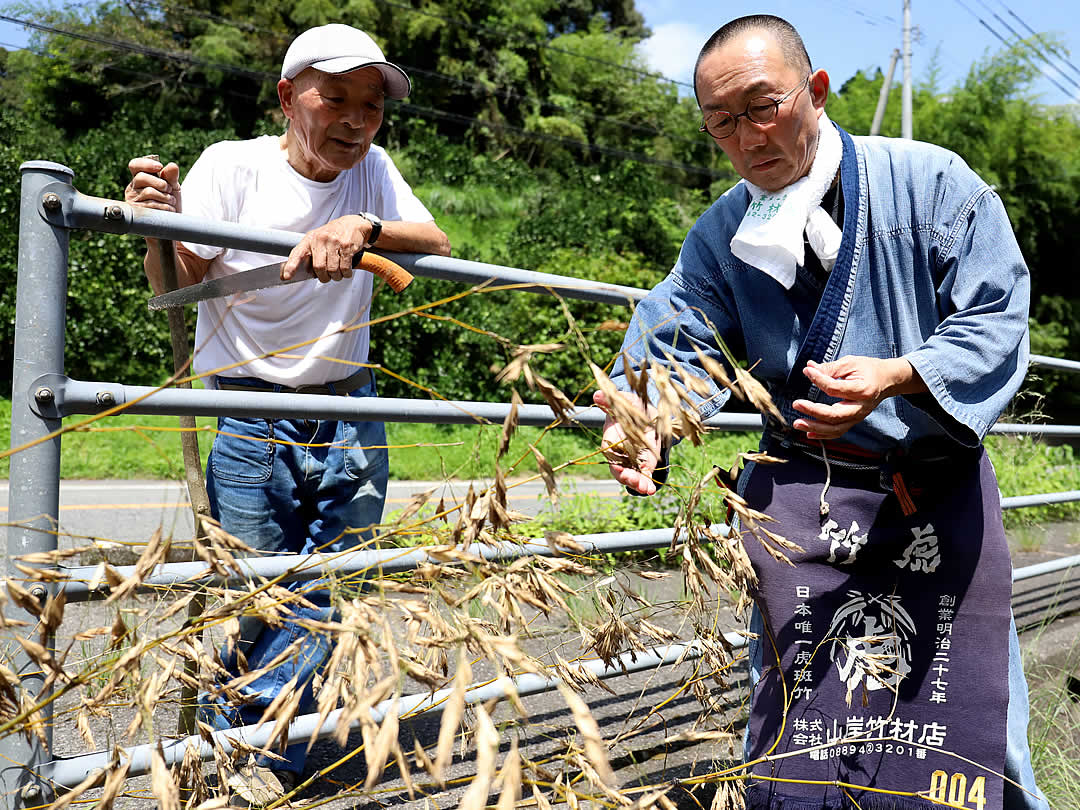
top-left (357, 252), bottom-right (413, 293)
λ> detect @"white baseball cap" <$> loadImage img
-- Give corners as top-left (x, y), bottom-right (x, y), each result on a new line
top-left (280, 24), bottom-right (412, 99)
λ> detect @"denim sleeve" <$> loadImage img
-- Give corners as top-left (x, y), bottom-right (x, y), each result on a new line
top-left (903, 185), bottom-right (1031, 445)
top-left (610, 228), bottom-right (742, 420)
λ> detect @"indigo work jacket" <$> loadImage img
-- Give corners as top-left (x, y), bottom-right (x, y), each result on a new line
top-left (612, 125), bottom-right (1030, 454)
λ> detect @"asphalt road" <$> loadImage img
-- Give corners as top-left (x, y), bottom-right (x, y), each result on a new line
top-left (0, 477), bottom-right (629, 551)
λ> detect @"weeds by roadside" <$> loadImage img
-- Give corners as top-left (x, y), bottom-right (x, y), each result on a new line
top-left (1025, 623), bottom-right (1080, 809)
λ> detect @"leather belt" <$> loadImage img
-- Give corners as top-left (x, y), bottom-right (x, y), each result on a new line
top-left (216, 367), bottom-right (372, 396)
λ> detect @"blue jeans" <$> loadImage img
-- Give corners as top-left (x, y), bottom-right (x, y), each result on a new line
top-left (198, 376), bottom-right (388, 774)
top-left (745, 608), bottom-right (1050, 809)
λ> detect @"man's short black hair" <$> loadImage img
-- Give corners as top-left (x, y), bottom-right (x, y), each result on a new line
top-left (693, 15), bottom-right (813, 103)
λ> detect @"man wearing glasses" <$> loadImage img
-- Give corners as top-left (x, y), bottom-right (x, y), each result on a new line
top-left (597, 14), bottom-right (1045, 810)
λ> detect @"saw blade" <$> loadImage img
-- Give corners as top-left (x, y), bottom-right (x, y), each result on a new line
top-left (148, 260), bottom-right (309, 310)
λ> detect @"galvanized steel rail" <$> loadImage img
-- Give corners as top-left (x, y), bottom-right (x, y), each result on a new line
top-left (42, 641), bottom-right (719, 789)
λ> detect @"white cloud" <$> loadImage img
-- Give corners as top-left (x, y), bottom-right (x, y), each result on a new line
top-left (637, 21), bottom-right (710, 85)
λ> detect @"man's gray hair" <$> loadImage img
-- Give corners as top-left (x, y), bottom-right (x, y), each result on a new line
top-left (693, 15), bottom-right (812, 103)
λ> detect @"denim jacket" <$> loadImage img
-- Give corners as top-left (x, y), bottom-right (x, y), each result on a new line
top-left (612, 125), bottom-right (1030, 453)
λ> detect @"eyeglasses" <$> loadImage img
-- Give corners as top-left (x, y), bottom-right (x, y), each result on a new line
top-left (699, 74), bottom-right (811, 139)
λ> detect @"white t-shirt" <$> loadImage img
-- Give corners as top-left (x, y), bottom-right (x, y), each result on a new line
top-left (179, 135), bottom-right (433, 386)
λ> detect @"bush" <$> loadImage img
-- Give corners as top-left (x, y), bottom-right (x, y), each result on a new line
top-left (369, 247), bottom-right (665, 404)
top-left (0, 110), bottom-right (237, 396)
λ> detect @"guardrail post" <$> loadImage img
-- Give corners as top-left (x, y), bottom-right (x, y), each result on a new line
top-left (2, 161), bottom-right (75, 808)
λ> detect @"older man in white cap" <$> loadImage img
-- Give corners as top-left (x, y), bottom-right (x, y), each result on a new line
top-left (125, 23), bottom-right (450, 803)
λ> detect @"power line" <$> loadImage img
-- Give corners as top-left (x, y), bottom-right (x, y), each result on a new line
top-left (952, 0), bottom-right (1076, 97)
top-left (992, 0), bottom-right (1080, 83)
top-left (910, 31), bottom-right (968, 78)
top-left (949, 0), bottom-right (1078, 100)
top-left (820, 0), bottom-right (896, 28)
top-left (0, 14), bottom-right (724, 178)
top-left (972, 0), bottom-right (1080, 95)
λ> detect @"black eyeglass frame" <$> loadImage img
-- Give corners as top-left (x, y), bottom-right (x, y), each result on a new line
top-left (699, 73), bottom-right (812, 139)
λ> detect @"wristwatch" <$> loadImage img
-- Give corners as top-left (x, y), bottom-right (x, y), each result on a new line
top-left (359, 212), bottom-right (382, 247)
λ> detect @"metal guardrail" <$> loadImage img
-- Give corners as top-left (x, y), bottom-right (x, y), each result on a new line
top-left (1029, 355), bottom-right (1080, 374)
top-left (55, 527), bottom-right (694, 602)
top-left (7, 159), bottom-right (1080, 808)
top-left (44, 641), bottom-right (717, 789)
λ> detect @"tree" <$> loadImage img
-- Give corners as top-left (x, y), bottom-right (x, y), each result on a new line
top-left (541, 0), bottom-right (647, 39)
top-left (913, 40), bottom-right (1080, 300)
top-left (5, 1), bottom-right (652, 144)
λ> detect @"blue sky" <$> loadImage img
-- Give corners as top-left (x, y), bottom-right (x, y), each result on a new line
top-left (636, 0), bottom-right (1080, 105)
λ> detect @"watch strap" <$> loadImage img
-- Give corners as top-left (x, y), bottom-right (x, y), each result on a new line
top-left (360, 212), bottom-right (382, 247)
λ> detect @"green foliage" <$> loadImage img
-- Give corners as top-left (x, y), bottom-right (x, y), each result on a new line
top-left (379, 425), bottom-right (752, 569)
top-left (1027, 653), bottom-right (1080, 810)
top-left (0, 108), bottom-right (237, 397)
top-left (499, 161), bottom-right (705, 270)
top-left (543, 0), bottom-right (648, 39)
top-left (987, 434), bottom-right (1080, 527)
top-left (369, 243), bottom-right (664, 404)
top-left (0, 397), bottom-right (213, 479)
top-left (828, 68), bottom-right (894, 136)
top-left (519, 428), bottom-right (750, 544)
top-left (519, 490), bottom-right (672, 537)
top-left (385, 421), bottom-right (610, 482)
top-left (1025, 300), bottom-right (1080, 418)
top-left (2, 0), bottom-right (661, 161)
top-left (369, 130), bottom-right (697, 405)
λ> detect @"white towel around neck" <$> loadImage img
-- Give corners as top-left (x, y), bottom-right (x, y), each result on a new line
top-left (730, 111), bottom-right (844, 289)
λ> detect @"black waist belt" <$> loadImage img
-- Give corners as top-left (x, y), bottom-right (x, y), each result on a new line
top-left (765, 429), bottom-right (977, 470)
top-left (762, 431), bottom-right (981, 518)
top-left (216, 367), bottom-right (372, 396)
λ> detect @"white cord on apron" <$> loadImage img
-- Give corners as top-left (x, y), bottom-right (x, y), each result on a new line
top-left (819, 440), bottom-right (832, 518)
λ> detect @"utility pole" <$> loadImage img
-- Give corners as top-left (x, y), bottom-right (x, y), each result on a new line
top-left (870, 48), bottom-right (900, 136)
top-left (902, 0), bottom-right (913, 139)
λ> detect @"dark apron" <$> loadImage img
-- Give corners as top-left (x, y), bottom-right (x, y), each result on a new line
top-left (736, 124), bottom-right (1011, 808)
top-left (740, 441), bottom-right (1012, 810)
